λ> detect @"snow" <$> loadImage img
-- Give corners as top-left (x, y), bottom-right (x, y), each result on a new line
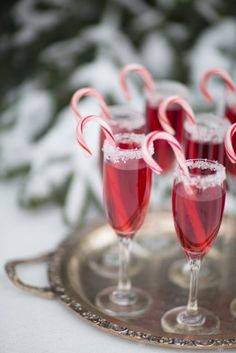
top-left (141, 32), bottom-right (175, 79)
top-left (0, 82), bottom-right (55, 176)
top-left (112, 0), bottom-right (149, 14)
top-left (12, 0), bottom-right (63, 45)
top-left (0, 83), bottom-right (102, 226)
top-left (166, 23), bottom-right (189, 42)
top-left (188, 20), bottom-right (236, 88)
top-left (156, 0), bottom-right (177, 10)
top-left (194, 0), bottom-right (221, 23)
top-left (188, 19), bottom-right (236, 109)
top-left (130, 11), bottom-right (164, 32)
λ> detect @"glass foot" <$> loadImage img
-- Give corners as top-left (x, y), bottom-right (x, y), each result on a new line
top-left (230, 298), bottom-right (236, 318)
top-left (168, 259), bottom-right (220, 289)
top-left (95, 286), bottom-right (152, 318)
top-left (161, 306), bottom-right (220, 334)
top-left (89, 243), bottom-right (145, 278)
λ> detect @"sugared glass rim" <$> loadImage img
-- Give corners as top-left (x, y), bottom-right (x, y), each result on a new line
top-left (174, 159), bottom-right (226, 189)
top-left (108, 105), bottom-right (144, 130)
top-left (103, 133), bottom-right (149, 163)
top-left (184, 113), bottom-right (230, 143)
top-left (146, 80), bottom-right (190, 107)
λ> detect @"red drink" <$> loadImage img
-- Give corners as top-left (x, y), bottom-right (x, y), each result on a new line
top-left (103, 137), bottom-right (152, 238)
top-left (172, 164), bottom-right (226, 256)
top-left (184, 139), bottom-right (225, 164)
top-left (146, 104), bottom-right (184, 172)
top-left (225, 104), bottom-right (236, 175)
top-left (184, 114), bottom-right (230, 166)
top-left (145, 81), bottom-right (189, 173)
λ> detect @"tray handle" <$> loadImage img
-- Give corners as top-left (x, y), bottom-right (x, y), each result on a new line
top-left (5, 252), bottom-right (55, 299)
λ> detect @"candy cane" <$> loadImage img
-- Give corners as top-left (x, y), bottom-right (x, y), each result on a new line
top-left (119, 64), bottom-right (155, 101)
top-left (224, 123), bottom-right (236, 163)
top-left (158, 96), bottom-right (196, 135)
top-left (71, 87), bottom-right (110, 120)
top-left (200, 68), bottom-right (236, 103)
top-left (142, 131), bottom-right (189, 175)
top-left (76, 115), bottom-right (115, 156)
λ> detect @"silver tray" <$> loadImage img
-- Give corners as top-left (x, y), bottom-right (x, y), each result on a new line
top-left (5, 212), bottom-right (236, 350)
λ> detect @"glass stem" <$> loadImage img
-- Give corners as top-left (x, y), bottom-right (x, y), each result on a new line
top-left (186, 258), bottom-right (201, 316)
top-left (117, 237), bottom-right (132, 292)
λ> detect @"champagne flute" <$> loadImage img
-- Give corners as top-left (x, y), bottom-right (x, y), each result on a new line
top-left (142, 133), bottom-right (226, 334)
top-left (120, 64), bottom-right (191, 172)
top-left (95, 132), bottom-right (152, 317)
top-left (162, 159), bottom-right (226, 334)
top-left (77, 117), bottom-right (153, 316)
top-left (167, 67), bottom-right (234, 289)
top-left (71, 88), bottom-right (145, 278)
top-left (169, 114), bottom-right (229, 289)
top-left (119, 64), bottom-right (191, 256)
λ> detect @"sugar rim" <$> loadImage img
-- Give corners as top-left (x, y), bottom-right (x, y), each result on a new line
top-left (184, 113), bottom-right (230, 143)
top-left (174, 159), bottom-right (226, 188)
top-left (146, 80), bottom-right (190, 107)
top-left (103, 133), bottom-right (150, 163)
top-left (108, 105), bottom-right (144, 130)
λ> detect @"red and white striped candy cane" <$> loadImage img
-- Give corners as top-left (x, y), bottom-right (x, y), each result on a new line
top-left (119, 64), bottom-right (155, 101)
top-left (224, 123), bottom-right (236, 163)
top-left (142, 131), bottom-right (189, 175)
top-left (71, 87), bottom-right (110, 120)
top-left (158, 96), bottom-right (196, 135)
top-left (76, 115), bottom-right (115, 156)
top-left (200, 68), bottom-right (236, 103)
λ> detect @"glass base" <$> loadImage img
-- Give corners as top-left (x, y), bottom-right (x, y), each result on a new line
top-left (161, 306), bottom-right (220, 334)
top-left (168, 258), bottom-right (220, 289)
top-left (230, 298), bottom-right (236, 318)
top-left (89, 243), bottom-right (145, 279)
top-left (95, 286), bottom-right (152, 318)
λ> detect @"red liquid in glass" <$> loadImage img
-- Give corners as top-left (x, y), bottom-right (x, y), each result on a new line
top-left (146, 104), bottom-right (184, 173)
top-left (225, 105), bottom-right (236, 175)
top-left (172, 170), bottom-right (225, 256)
top-left (184, 137), bottom-right (226, 165)
top-left (103, 142), bottom-right (152, 238)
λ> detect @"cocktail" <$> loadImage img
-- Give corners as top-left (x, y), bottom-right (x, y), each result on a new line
top-left (169, 115), bottom-right (230, 288)
top-left (167, 68), bottom-right (234, 288)
top-left (120, 64), bottom-right (191, 173)
top-left (184, 113), bottom-right (230, 163)
top-left (143, 132), bottom-right (226, 334)
top-left (71, 87), bottom-right (145, 172)
top-left (71, 88), bottom-right (145, 278)
top-left (77, 115), bottom-right (152, 316)
top-left (119, 64), bottom-right (193, 255)
top-left (200, 68), bottom-right (236, 177)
